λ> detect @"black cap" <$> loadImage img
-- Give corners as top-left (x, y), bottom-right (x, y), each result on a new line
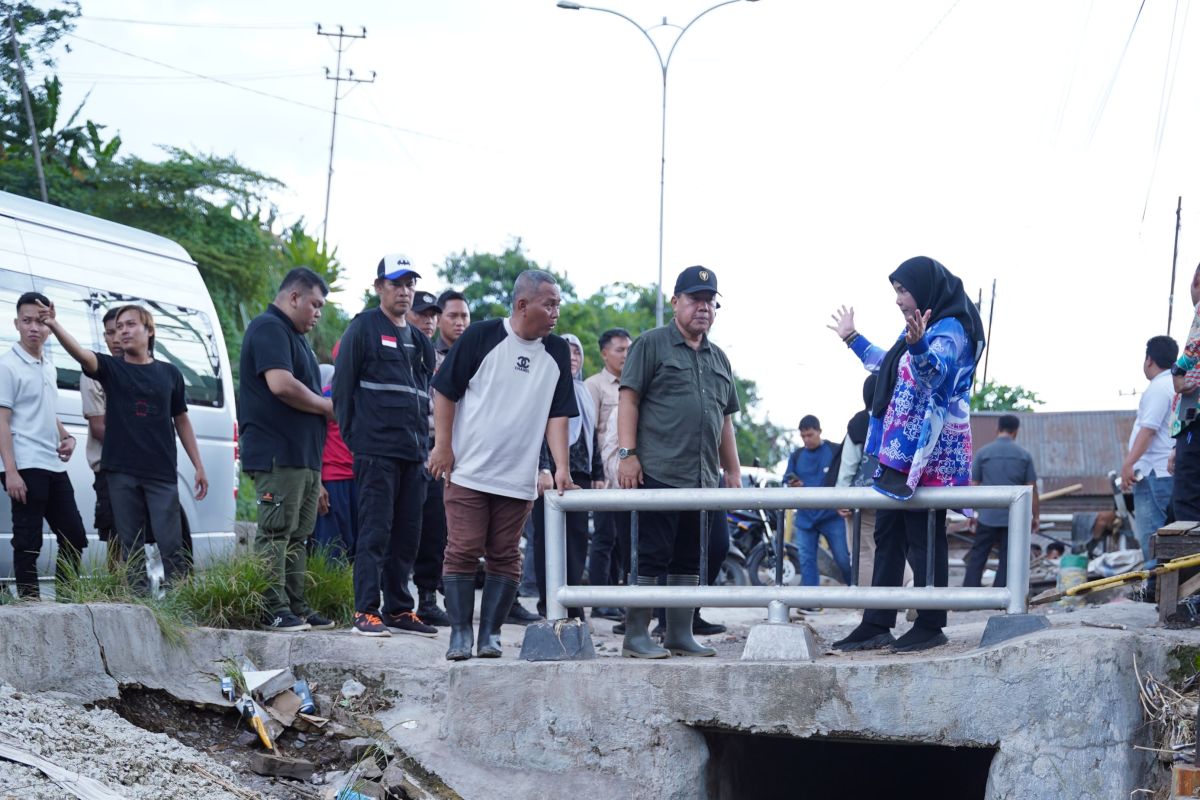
top-left (377, 253), bottom-right (421, 282)
top-left (674, 265), bottom-right (719, 296)
top-left (412, 291), bottom-right (442, 314)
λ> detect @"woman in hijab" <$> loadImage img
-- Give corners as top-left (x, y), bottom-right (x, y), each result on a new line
top-left (531, 333), bottom-right (605, 620)
top-left (827, 256), bottom-right (985, 653)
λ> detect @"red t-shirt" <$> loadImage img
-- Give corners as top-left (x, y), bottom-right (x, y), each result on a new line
top-left (321, 382), bottom-right (354, 481)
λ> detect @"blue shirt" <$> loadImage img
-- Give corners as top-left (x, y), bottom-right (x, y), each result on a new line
top-left (786, 442), bottom-right (839, 524)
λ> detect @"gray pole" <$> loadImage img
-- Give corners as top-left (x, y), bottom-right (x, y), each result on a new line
top-left (1169, 196), bottom-right (1182, 334)
top-left (8, 13), bottom-right (48, 203)
top-left (317, 24), bottom-right (373, 246)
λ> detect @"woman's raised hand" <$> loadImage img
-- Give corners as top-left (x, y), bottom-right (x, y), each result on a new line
top-left (904, 309), bottom-right (931, 345)
top-left (827, 305), bottom-right (855, 339)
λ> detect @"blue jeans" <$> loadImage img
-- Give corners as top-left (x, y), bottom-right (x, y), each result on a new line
top-left (796, 514), bottom-right (852, 586)
top-left (1133, 472), bottom-right (1173, 568)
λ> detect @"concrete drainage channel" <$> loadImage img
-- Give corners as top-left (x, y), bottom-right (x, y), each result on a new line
top-left (0, 601), bottom-right (1195, 799)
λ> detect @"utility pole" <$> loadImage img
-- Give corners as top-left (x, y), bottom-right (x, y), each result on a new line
top-left (1169, 196), bottom-right (1182, 334)
top-left (7, 12), bottom-right (47, 202)
top-left (980, 279), bottom-right (997, 391)
top-left (317, 24), bottom-right (374, 246)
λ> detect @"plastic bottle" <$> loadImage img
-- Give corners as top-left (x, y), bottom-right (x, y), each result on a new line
top-left (1057, 553), bottom-right (1089, 608)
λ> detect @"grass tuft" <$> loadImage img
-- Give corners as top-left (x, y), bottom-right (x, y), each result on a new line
top-left (55, 552), bottom-right (187, 645)
top-left (306, 545), bottom-right (354, 625)
top-left (171, 550), bottom-right (271, 629)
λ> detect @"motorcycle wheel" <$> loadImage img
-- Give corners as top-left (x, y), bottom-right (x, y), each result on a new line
top-left (746, 543), bottom-right (802, 586)
top-left (716, 556), bottom-right (750, 586)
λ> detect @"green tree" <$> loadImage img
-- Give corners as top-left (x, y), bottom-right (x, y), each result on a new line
top-left (970, 379), bottom-right (1044, 412)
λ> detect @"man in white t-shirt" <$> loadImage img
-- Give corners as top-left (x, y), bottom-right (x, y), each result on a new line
top-left (1121, 335), bottom-right (1178, 567)
top-left (79, 308), bottom-right (122, 563)
top-left (428, 270), bottom-right (578, 661)
top-left (0, 291), bottom-right (88, 598)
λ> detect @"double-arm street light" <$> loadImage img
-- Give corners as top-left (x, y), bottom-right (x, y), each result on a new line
top-left (557, 0), bottom-right (758, 327)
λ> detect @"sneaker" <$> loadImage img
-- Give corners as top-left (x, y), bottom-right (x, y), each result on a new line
top-left (612, 622), bottom-right (626, 635)
top-left (259, 612), bottom-right (311, 632)
top-left (505, 601), bottom-right (543, 625)
top-left (305, 612), bottom-right (336, 631)
top-left (383, 611), bottom-right (438, 637)
top-left (352, 612), bottom-right (391, 637)
top-left (592, 607), bottom-right (624, 621)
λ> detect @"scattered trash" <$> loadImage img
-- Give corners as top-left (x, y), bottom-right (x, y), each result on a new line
top-left (220, 675), bottom-right (236, 702)
top-left (1080, 620), bottom-right (1127, 631)
top-left (341, 678), bottom-right (367, 699)
top-left (294, 679), bottom-right (317, 714)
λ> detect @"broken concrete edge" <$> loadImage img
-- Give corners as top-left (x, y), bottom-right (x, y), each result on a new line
top-left (518, 619), bottom-right (596, 661)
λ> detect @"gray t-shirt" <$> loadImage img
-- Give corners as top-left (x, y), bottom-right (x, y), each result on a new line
top-left (971, 435), bottom-right (1037, 527)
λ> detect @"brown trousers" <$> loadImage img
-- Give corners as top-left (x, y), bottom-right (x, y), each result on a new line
top-left (442, 481), bottom-right (533, 581)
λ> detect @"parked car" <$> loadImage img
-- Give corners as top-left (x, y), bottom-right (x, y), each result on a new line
top-left (0, 190), bottom-right (238, 591)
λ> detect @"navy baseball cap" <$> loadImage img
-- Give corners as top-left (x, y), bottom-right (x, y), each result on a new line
top-left (674, 265), bottom-right (720, 296)
top-left (411, 291), bottom-right (442, 313)
top-left (377, 253), bottom-right (421, 282)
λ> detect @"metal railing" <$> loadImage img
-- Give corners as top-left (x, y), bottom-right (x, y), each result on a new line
top-left (543, 486), bottom-right (1034, 621)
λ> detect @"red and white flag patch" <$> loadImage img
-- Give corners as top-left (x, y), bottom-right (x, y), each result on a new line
top-left (381, 335), bottom-right (397, 348)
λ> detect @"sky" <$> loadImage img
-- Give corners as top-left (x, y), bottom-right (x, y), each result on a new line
top-left (33, 0), bottom-right (1200, 456)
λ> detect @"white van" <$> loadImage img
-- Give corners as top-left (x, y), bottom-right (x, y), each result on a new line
top-left (0, 190), bottom-right (238, 588)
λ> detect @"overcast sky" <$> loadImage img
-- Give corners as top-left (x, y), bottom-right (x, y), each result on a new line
top-left (37, 0), bottom-right (1200, 457)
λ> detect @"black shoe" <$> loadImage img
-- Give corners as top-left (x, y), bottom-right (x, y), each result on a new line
top-left (259, 612), bottom-right (311, 632)
top-left (383, 611), bottom-right (439, 637)
top-left (592, 607), bottom-right (623, 621)
top-left (418, 591), bottom-right (451, 627)
top-left (832, 623), bottom-right (895, 651)
top-left (692, 612), bottom-right (726, 636)
top-left (889, 626), bottom-right (948, 653)
top-left (505, 600), bottom-right (543, 626)
top-left (304, 612), bottom-right (336, 631)
top-left (612, 622), bottom-right (626, 635)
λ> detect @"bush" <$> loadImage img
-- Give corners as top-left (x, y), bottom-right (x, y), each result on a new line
top-left (305, 545), bottom-right (354, 625)
top-left (172, 550), bottom-right (271, 629)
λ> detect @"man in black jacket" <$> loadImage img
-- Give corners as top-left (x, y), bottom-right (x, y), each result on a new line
top-left (334, 254), bottom-right (438, 637)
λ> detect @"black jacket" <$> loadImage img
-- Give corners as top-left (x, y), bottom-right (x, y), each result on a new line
top-left (332, 308), bottom-right (435, 460)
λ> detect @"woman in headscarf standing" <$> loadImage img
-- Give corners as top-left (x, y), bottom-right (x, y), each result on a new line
top-left (827, 256), bottom-right (985, 653)
top-left (532, 333), bottom-right (605, 620)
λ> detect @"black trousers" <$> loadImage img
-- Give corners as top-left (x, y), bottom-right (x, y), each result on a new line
top-left (2, 468), bottom-right (87, 598)
top-left (107, 471), bottom-right (184, 593)
top-left (412, 472), bottom-right (446, 593)
top-left (532, 474), bottom-right (590, 619)
top-left (589, 510), bottom-right (631, 587)
top-left (636, 474), bottom-right (725, 578)
top-left (352, 455), bottom-right (426, 616)
top-left (863, 507), bottom-right (948, 630)
top-left (963, 522), bottom-right (1007, 588)
top-left (1173, 426), bottom-right (1200, 522)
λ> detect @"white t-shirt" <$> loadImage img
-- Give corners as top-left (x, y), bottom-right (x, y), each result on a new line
top-left (432, 318), bottom-right (577, 500)
top-left (0, 344), bottom-right (65, 473)
top-left (1130, 369), bottom-right (1175, 476)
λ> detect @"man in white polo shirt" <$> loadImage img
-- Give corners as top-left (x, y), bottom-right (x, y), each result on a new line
top-left (428, 270), bottom-right (578, 661)
top-left (1121, 334), bottom-right (1179, 569)
top-left (0, 291), bottom-right (88, 598)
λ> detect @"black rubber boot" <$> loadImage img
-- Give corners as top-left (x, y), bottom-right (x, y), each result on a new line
top-left (662, 575), bottom-right (716, 657)
top-left (477, 575), bottom-right (520, 658)
top-left (621, 576), bottom-right (670, 659)
top-left (418, 589), bottom-right (451, 627)
top-left (442, 575), bottom-right (476, 662)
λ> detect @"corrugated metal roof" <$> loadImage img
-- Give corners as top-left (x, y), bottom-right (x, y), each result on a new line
top-left (971, 410), bottom-right (1136, 497)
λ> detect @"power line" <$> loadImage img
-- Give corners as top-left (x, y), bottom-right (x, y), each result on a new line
top-left (84, 15), bottom-right (310, 31)
top-left (63, 32), bottom-right (455, 143)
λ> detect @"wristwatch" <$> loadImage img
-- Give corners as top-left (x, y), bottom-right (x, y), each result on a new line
top-left (1172, 363), bottom-right (1191, 378)
top-left (618, 447), bottom-right (637, 460)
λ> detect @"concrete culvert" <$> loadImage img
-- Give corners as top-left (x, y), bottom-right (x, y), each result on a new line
top-left (700, 729), bottom-right (997, 800)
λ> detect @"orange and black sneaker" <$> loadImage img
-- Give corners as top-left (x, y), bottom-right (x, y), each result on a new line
top-left (383, 611), bottom-right (438, 637)
top-left (352, 612), bottom-right (391, 637)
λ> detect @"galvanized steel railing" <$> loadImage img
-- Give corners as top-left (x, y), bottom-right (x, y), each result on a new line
top-left (543, 486), bottom-right (1034, 621)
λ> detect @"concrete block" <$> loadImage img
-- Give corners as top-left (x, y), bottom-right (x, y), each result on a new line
top-left (518, 619), bottom-right (596, 661)
top-left (248, 751), bottom-right (315, 781)
top-left (978, 613), bottom-right (1052, 649)
top-left (740, 622), bottom-right (818, 662)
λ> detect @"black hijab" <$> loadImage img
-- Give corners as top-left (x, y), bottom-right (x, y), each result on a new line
top-left (846, 374), bottom-right (877, 445)
top-left (870, 256), bottom-right (986, 419)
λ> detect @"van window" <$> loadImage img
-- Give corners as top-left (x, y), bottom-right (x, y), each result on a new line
top-left (40, 280), bottom-right (98, 391)
top-left (96, 295), bottom-right (224, 408)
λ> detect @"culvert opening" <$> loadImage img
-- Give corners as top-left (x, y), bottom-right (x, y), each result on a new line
top-left (701, 728), bottom-right (997, 800)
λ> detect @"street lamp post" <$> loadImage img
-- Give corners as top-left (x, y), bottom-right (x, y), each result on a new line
top-left (557, 0), bottom-right (757, 327)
